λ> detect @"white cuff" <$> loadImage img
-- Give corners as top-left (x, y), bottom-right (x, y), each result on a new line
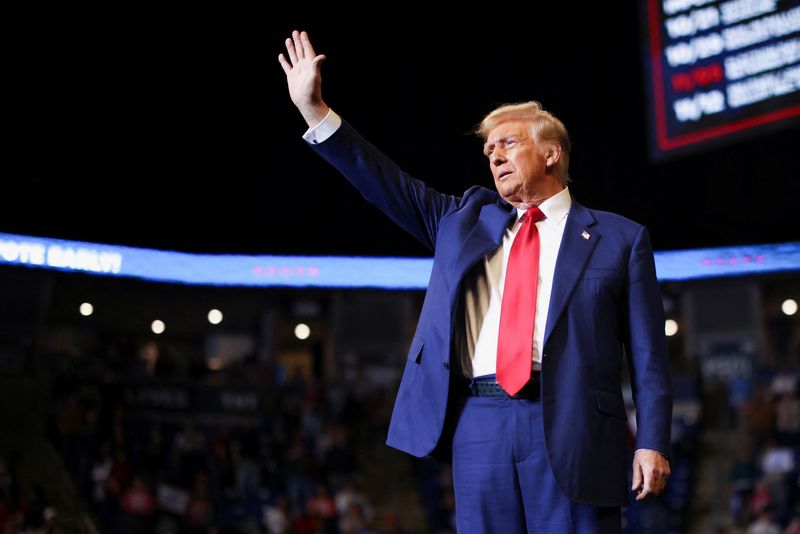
top-left (302, 109), bottom-right (342, 145)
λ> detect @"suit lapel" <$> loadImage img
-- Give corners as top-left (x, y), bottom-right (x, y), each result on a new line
top-left (451, 200), bottom-right (516, 289)
top-left (543, 200), bottom-right (598, 349)
top-left (447, 196), bottom-right (597, 350)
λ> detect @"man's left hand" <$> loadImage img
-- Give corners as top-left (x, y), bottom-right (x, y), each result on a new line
top-left (631, 448), bottom-right (671, 501)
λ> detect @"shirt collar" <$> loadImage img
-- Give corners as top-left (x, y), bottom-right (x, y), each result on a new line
top-left (514, 186), bottom-right (572, 225)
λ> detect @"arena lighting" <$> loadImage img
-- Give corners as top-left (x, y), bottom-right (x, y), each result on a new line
top-left (79, 302), bottom-right (93, 316)
top-left (208, 309), bottom-right (223, 325)
top-left (0, 232), bottom-right (798, 288)
top-left (151, 320), bottom-right (165, 334)
top-left (783, 298), bottom-right (798, 316)
top-left (665, 319), bottom-right (679, 336)
top-left (294, 323), bottom-right (311, 340)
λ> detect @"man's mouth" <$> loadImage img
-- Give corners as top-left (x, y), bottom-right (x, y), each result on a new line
top-left (498, 171), bottom-right (513, 180)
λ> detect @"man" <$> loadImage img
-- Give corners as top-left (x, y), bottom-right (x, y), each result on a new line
top-left (279, 30), bottom-right (672, 533)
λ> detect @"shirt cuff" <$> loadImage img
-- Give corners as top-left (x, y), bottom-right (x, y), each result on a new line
top-left (301, 109), bottom-right (342, 145)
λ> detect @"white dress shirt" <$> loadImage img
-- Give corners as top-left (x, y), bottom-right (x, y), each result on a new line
top-left (468, 187), bottom-right (570, 377)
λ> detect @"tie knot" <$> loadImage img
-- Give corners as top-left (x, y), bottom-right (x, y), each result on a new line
top-left (524, 206), bottom-right (546, 223)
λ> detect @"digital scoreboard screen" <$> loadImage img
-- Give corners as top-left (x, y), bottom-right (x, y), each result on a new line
top-left (641, 0), bottom-right (800, 159)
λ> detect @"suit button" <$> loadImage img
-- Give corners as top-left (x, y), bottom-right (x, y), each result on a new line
top-left (443, 362), bottom-right (450, 370)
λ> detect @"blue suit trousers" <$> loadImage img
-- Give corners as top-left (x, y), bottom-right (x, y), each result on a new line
top-left (451, 377), bottom-right (622, 533)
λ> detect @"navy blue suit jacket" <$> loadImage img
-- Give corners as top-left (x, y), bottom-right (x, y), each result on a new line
top-left (309, 120), bottom-right (672, 507)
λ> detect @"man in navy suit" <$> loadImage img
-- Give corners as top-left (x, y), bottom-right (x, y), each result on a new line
top-left (279, 30), bottom-right (672, 533)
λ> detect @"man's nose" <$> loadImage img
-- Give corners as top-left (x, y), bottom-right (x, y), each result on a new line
top-left (491, 149), bottom-right (507, 165)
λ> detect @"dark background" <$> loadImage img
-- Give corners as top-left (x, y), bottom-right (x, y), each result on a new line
top-left (7, 5), bottom-right (799, 257)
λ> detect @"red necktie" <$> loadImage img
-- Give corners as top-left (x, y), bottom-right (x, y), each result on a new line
top-left (497, 206), bottom-right (546, 396)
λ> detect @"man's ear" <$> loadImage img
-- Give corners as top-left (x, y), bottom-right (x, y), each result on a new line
top-left (545, 144), bottom-right (562, 169)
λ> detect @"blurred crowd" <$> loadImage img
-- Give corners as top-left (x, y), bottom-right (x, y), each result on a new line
top-left (40, 338), bottom-right (400, 534)
top-left (0, 302), bottom-right (797, 533)
top-left (725, 367), bottom-right (800, 534)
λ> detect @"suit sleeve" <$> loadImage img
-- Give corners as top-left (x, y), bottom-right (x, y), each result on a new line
top-left (307, 119), bottom-right (460, 252)
top-left (624, 225), bottom-right (673, 459)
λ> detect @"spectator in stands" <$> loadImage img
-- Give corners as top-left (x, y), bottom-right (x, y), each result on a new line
top-left (307, 483), bottom-right (337, 531)
top-left (743, 384), bottom-right (776, 448)
top-left (784, 515), bottom-right (800, 534)
top-left (334, 482), bottom-right (369, 520)
top-left (120, 476), bottom-right (156, 533)
top-left (339, 502), bottom-right (367, 534)
top-left (263, 494), bottom-right (290, 533)
top-left (775, 392), bottom-right (800, 445)
top-left (730, 442), bottom-right (758, 521)
top-left (761, 440), bottom-right (795, 475)
top-left (746, 507), bottom-right (782, 534)
top-left (772, 370), bottom-right (798, 399)
top-left (184, 471), bottom-right (213, 533)
top-left (749, 478), bottom-right (776, 517)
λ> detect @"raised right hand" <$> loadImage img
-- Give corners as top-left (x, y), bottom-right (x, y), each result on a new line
top-left (278, 30), bottom-right (330, 127)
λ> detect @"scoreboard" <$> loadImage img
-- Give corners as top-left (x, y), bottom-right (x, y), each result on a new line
top-left (641, 0), bottom-right (800, 158)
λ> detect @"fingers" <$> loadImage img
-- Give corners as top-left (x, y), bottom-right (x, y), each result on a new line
top-left (635, 469), bottom-right (661, 501)
top-left (300, 31), bottom-right (316, 59)
top-left (279, 30), bottom-right (320, 70)
top-left (292, 30), bottom-right (305, 61)
top-left (631, 452), bottom-right (671, 501)
top-left (635, 476), bottom-right (652, 501)
top-left (277, 53), bottom-right (291, 75)
top-left (631, 462), bottom-right (643, 492)
top-left (312, 54), bottom-right (327, 68)
top-left (284, 35), bottom-right (299, 65)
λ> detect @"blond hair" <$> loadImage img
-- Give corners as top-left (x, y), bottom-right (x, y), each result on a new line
top-left (475, 101), bottom-right (571, 185)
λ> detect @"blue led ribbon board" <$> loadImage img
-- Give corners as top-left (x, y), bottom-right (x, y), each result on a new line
top-left (0, 232), bottom-right (797, 288)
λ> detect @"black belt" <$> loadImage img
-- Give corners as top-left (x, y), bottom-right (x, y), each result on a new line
top-left (468, 372), bottom-right (541, 399)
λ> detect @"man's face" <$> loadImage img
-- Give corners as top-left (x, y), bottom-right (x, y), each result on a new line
top-left (484, 119), bottom-right (553, 206)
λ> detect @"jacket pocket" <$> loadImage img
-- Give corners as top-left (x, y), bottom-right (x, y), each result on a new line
top-left (595, 389), bottom-right (627, 420)
top-left (407, 337), bottom-right (424, 364)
